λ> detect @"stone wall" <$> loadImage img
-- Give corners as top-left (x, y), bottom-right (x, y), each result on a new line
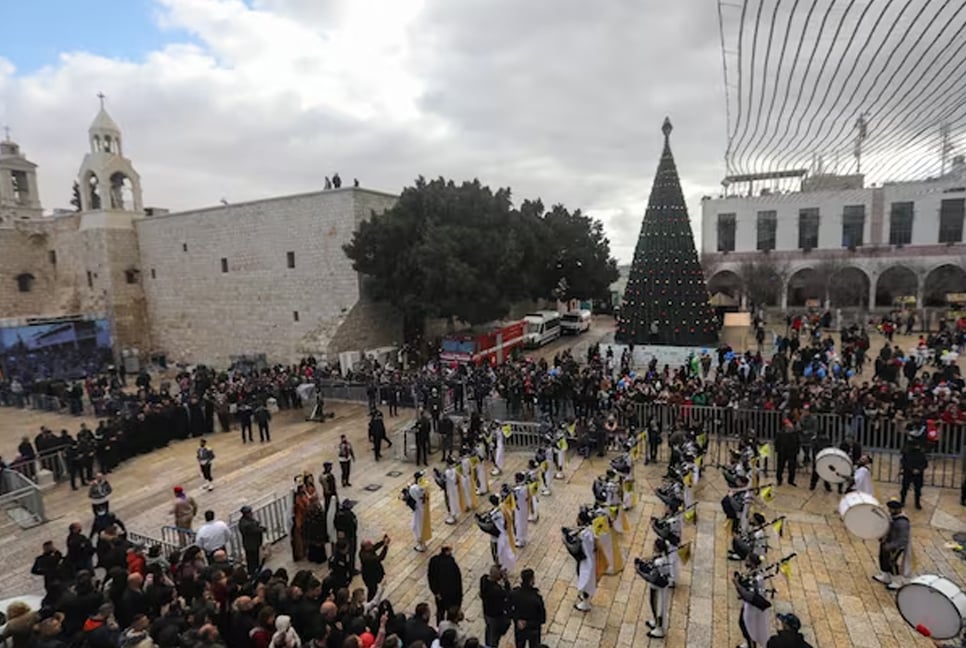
top-left (136, 188), bottom-right (397, 366)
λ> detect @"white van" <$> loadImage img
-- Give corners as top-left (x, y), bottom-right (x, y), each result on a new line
top-left (561, 310), bottom-right (592, 335)
top-left (524, 311), bottom-right (562, 347)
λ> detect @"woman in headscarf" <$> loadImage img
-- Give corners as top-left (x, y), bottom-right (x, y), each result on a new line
top-left (271, 615), bottom-right (302, 648)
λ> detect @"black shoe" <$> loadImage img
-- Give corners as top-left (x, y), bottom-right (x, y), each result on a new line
top-left (788, 482), bottom-right (797, 487)
top-left (915, 502), bottom-right (922, 510)
top-left (809, 485), bottom-right (816, 491)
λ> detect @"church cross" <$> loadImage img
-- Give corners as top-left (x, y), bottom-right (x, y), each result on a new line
top-left (2, 125), bottom-right (9, 141)
top-left (97, 92), bottom-right (106, 109)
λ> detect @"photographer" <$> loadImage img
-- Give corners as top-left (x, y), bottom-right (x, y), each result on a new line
top-left (479, 565), bottom-right (511, 648)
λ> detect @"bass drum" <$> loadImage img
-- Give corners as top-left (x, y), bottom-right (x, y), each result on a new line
top-left (838, 492), bottom-right (889, 540)
top-left (814, 447), bottom-right (853, 484)
top-left (896, 574), bottom-right (966, 640)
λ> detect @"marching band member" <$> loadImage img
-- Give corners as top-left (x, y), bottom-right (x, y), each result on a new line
top-left (873, 499), bottom-right (912, 590)
top-left (526, 461), bottom-right (542, 523)
top-left (728, 513), bottom-right (770, 562)
top-left (588, 503), bottom-right (625, 575)
top-left (490, 421), bottom-right (507, 476)
top-left (473, 436), bottom-right (490, 495)
top-left (512, 472), bottom-right (530, 547)
top-left (651, 513), bottom-right (683, 588)
top-left (436, 461), bottom-right (463, 525)
top-left (636, 538), bottom-right (673, 639)
top-left (567, 509), bottom-right (598, 612)
top-left (534, 447), bottom-right (552, 496)
top-left (611, 446), bottom-right (637, 510)
top-left (499, 484), bottom-right (517, 548)
top-left (407, 471), bottom-right (431, 552)
top-left (459, 446), bottom-right (478, 511)
top-left (732, 554), bottom-right (772, 648)
top-left (479, 494), bottom-right (516, 572)
top-left (603, 470), bottom-right (630, 534)
top-left (552, 422), bottom-right (570, 479)
top-left (851, 455), bottom-right (874, 496)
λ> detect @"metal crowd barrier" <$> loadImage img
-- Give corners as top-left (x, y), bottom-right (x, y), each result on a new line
top-left (0, 469), bottom-right (46, 528)
top-left (127, 529), bottom-right (182, 557)
top-left (153, 490), bottom-right (292, 562)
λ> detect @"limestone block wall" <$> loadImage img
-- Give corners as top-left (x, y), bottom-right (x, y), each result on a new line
top-left (136, 188), bottom-right (397, 366)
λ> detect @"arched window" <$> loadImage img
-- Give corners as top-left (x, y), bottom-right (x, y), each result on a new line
top-left (15, 273), bottom-right (34, 293)
top-left (93, 135), bottom-right (101, 152)
top-left (103, 135), bottom-right (113, 153)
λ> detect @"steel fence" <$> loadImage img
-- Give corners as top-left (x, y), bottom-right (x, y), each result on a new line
top-left (126, 529), bottom-right (182, 557)
top-left (155, 491), bottom-right (291, 562)
top-left (0, 468), bottom-right (46, 528)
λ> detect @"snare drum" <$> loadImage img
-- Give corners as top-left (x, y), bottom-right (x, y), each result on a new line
top-left (814, 447), bottom-right (853, 484)
top-left (838, 492), bottom-right (890, 540)
top-left (896, 574), bottom-right (966, 640)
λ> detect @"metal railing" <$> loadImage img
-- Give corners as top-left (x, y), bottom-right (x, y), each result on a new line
top-left (126, 529), bottom-right (181, 557)
top-left (0, 468), bottom-right (46, 528)
top-left (154, 490), bottom-right (291, 561)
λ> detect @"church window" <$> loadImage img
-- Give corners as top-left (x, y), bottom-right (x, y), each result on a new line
top-left (293, 311), bottom-right (300, 322)
top-left (221, 258), bottom-right (229, 273)
top-left (93, 135), bottom-right (101, 152)
top-left (48, 250), bottom-right (57, 265)
top-left (124, 269), bottom-right (140, 284)
top-left (182, 243), bottom-right (188, 252)
top-left (151, 268), bottom-right (156, 279)
top-left (87, 271), bottom-right (94, 288)
top-left (103, 136), bottom-right (112, 153)
top-left (15, 273), bottom-right (34, 293)
top-left (287, 251), bottom-right (296, 268)
top-left (11, 171), bottom-right (29, 204)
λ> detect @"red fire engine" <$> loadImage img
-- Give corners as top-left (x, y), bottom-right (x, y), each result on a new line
top-left (439, 320), bottom-right (526, 366)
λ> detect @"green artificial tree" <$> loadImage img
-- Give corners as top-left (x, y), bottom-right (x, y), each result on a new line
top-left (616, 118), bottom-right (719, 346)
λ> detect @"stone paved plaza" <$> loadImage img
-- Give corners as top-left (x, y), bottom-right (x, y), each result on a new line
top-left (2, 394), bottom-right (964, 648)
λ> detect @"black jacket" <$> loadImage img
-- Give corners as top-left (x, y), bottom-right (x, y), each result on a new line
top-left (359, 540), bottom-right (388, 585)
top-left (238, 516), bottom-right (265, 551)
top-left (404, 616), bottom-right (437, 646)
top-left (775, 430), bottom-right (799, 456)
top-left (767, 629), bottom-right (814, 648)
top-left (427, 552), bottom-right (463, 604)
top-left (509, 585), bottom-right (546, 626)
top-left (480, 576), bottom-right (510, 618)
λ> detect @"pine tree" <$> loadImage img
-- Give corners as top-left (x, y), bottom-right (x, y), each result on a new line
top-left (615, 118), bottom-right (719, 346)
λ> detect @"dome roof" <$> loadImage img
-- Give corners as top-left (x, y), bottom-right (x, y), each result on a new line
top-left (89, 107), bottom-right (120, 134)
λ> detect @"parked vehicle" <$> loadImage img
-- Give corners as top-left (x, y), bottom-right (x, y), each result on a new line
top-left (561, 310), bottom-right (592, 335)
top-left (439, 320), bottom-right (526, 366)
top-left (524, 311), bottom-right (562, 348)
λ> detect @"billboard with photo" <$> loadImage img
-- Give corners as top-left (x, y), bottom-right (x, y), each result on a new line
top-left (0, 318), bottom-right (113, 382)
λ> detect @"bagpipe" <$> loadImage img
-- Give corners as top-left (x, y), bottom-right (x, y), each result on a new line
top-left (610, 454), bottom-right (633, 476)
top-left (476, 509), bottom-right (501, 537)
top-left (730, 514), bottom-right (785, 560)
top-left (432, 467), bottom-right (448, 489)
top-left (735, 553), bottom-right (798, 593)
top-left (634, 555), bottom-right (671, 588)
top-left (716, 463), bottom-right (747, 489)
top-left (400, 487), bottom-right (417, 511)
top-left (656, 480), bottom-right (685, 512)
top-left (592, 477), bottom-right (610, 503)
top-left (561, 526), bottom-right (587, 561)
top-left (651, 505), bottom-right (696, 546)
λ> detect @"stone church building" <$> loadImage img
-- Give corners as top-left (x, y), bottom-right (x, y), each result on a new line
top-left (0, 104), bottom-right (400, 367)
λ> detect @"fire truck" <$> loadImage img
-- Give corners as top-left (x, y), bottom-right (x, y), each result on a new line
top-left (439, 320), bottom-right (526, 366)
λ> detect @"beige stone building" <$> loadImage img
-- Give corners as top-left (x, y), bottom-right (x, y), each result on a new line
top-left (0, 105), bottom-right (400, 370)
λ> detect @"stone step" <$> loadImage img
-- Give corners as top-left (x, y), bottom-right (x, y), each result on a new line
top-left (5, 505), bottom-right (44, 529)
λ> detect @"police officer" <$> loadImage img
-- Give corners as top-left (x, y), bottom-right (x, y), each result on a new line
top-left (63, 434), bottom-right (83, 490)
top-left (899, 435), bottom-right (928, 510)
top-left (775, 419), bottom-right (799, 487)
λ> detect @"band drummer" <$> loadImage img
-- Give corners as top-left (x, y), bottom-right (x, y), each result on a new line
top-left (873, 499), bottom-right (912, 590)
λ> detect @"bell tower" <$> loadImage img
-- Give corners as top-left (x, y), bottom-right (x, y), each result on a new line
top-left (77, 94), bottom-right (143, 213)
top-left (0, 126), bottom-right (43, 225)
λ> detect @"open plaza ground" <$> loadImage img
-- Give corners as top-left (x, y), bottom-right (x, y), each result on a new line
top-left (2, 343), bottom-right (964, 648)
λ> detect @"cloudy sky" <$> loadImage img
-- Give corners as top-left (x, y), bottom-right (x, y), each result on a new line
top-left (0, 0), bottom-right (729, 262)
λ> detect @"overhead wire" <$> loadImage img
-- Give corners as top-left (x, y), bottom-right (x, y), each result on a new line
top-left (729, 0), bottom-right (767, 174)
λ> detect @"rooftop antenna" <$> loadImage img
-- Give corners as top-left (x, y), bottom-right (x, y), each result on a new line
top-left (940, 123), bottom-right (953, 175)
top-left (854, 113), bottom-right (869, 174)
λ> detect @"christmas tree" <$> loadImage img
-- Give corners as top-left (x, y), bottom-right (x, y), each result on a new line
top-left (615, 118), bottom-right (719, 346)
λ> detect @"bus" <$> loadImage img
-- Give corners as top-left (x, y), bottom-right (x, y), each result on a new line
top-left (524, 311), bottom-right (562, 348)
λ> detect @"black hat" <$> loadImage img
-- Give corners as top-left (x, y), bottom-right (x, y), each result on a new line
top-left (886, 499), bottom-right (903, 511)
top-left (414, 470), bottom-right (425, 480)
top-left (776, 613), bottom-right (802, 631)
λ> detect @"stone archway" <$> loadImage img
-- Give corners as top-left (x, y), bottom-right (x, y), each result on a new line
top-left (708, 270), bottom-right (742, 299)
top-left (786, 267), bottom-right (820, 307)
top-left (923, 264), bottom-right (966, 306)
top-left (829, 266), bottom-right (871, 308)
top-left (875, 265), bottom-right (919, 307)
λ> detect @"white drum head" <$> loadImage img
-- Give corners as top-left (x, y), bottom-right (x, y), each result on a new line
top-left (896, 576), bottom-right (966, 640)
top-left (815, 448), bottom-right (852, 484)
top-left (839, 493), bottom-right (890, 540)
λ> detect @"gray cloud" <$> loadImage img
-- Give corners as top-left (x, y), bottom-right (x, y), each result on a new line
top-left (0, 0), bottom-right (728, 261)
